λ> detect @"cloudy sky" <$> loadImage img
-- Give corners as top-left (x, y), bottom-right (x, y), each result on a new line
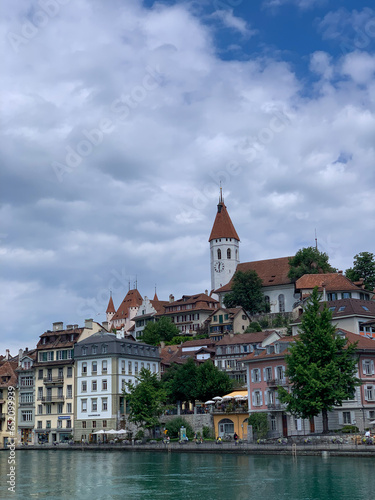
top-left (1, 0), bottom-right (375, 353)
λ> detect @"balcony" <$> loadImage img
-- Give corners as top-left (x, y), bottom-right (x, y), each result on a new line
top-left (38, 396), bottom-right (65, 403)
top-left (19, 401), bottom-right (34, 407)
top-left (43, 377), bottom-right (64, 385)
top-left (266, 378), bottom-right (287, 387)
top-left (267, 403), bottom-right (285, 411)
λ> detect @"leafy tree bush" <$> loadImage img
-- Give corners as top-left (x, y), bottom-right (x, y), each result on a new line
top-left (202, 426), bottom-right (212, 439)
top-left (288, 246), bottom-right (336, 282)
top-left (346, 251), bottom-right (375, 291)
top-left (224, 270), bottom-right (267, 315)
top-left (245, 321), bottom-right (262, 332)
top-left (140, 317), bottom-right (180, 346)
top-left (248, 413), bottom-right (269, 439)
top-left (165, 417), bottom-right (194, 439)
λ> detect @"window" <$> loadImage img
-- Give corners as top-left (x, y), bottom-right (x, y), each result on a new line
top-left (38, 369), bottom-right (43, 380)
top-left (82, 347), bottom-right (87, 355)
top-left (82, 421), bottom-right (87, 429)
top-left (103, 420), bottom-right (107, 428)
top-left (343, 411), bottom-right (351, 424)
top-left (152, 364), bottom-right (156, 373)
top-left (20, 392), bottom-right (33, 404)
top-left (67, 385), bottom-right (72, 399)
top-left (276, 366), bottom-right (284, 381)
top-left (278, 294), bottom-right (285, 313)
top-left (102, 398), bottom-right (108, 411)
top-left (21, 410), bottom-right (32, 422)
top-left (67, 367), bottom-right (72, 378)
top-left (121, 379), bottom-right (126, 390)
top-left (38, 405), bottom-right (43, 415)
top-left (81, 399), bottom-right (87, 412)
top-left (135, 362), bottom-right (138, 375)
top-left (57, 387), bottom-right (63, 398)
top-left (38, 387), bottom-right (43, 400)
top-left (342, 292), bottom-right (351, 299)
top-left (67, 403), bottom-right (72, 413)
top-left (46, 421), bottom-right (51, 429)
top-left (338, 306), bottom-right (346, 312)
top-left (92, 421), bottom-right (97, 428)
top-left (271, 416), bottom-right (276, 431)
top-left (82, 363), bottom-right (87, 376)
top-left (102, 360), bottom-right (107, 374)
top-left (362, 305), bottom-right (370, 311)
top-left (92, 399), bottom-right (97, 411)
top-left (92, 380), bottom-right (97, 392)
top-left (128, 361), bottom-right (132, 374)
top-left (66, 420), bottom-right (71, 428)
top-left (252, 391), bottom-right (262, 407)
top-left (265, 367), bottom-right (272, 381)
top-left (92, 362), bottom-right (97, 374)
top-left (121, 360), bottom-right (125, 374)
top-left (37, 421), bottom-right (42, 429)
top-left (57, 420), bottom-right (62, 429)
top-left (365, 386), bottom-right (374, 401)
top-left (327, 293), bottom-right (337, 301)
top-left (217, 249), bottom-right (221, 260)
top-left (227, 248), bottom-right (231, 259)
top-left (102, 345), bottom-right (108, 354)
top-left (92, 345), bottom-right (98, 354)
top-left (46, 405), bottom-right (52, 415)
top-left (58, 403), bottom-right (63, 413)
top-left (102, 380), bottom-right (107, 391)
top-left (252, 369), bottom-right (261, 383)
top-left (363, 360), bottom-right (374, 376)
top-left (82, 381), bottom-right (87, 392)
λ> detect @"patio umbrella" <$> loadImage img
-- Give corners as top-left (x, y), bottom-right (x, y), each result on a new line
top-left (116, 429), bottom-right (128, 434)
top-left (94, 430), bottom-right (105, 434)
top-left (213, 396), bottom-right (222, 401)
top-left (106, 429), bottom-right (118, 434)
top-left (205, 400), bottom-right (215, 404)
top-left (222, 395), bottom-right (233, 400)
top-left (369, 420), bottom-right (375, 425)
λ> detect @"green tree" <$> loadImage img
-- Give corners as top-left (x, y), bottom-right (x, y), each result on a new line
top-left (124, 368), bottom-right (167, 436)
top-left (346, 251), bottom-right (375, 291)
top-left (245, 321), bottom-right (262, 333)
top-left (278, 288), bottom-right (360, 433)
top-left (195, 361), bottom-right (233, 402)
top-left (162, 358), bottom-right (198, 405)
top-left (165, 417), bottom-right (194, 439)
top-left (140, 317), bottom-right (180, 346)
top-left (223, 270), bottom-right (268, 315)
top-left (288, 246), bottom-right (336, 282)
top-left (248, 413), bottom-right (269, 439)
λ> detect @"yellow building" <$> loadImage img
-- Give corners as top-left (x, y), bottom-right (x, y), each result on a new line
top-left (212, 390), bottom-right (249, 440)
top-left (34, 320), bottom-right (102, 444)
top-left (0, 357), bottom-right (18, 448)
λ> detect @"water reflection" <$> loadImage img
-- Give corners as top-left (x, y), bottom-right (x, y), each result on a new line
top-left (1, 450), bottom-right (374, 500)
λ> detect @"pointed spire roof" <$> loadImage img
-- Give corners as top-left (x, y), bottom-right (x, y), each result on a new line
top-left (209, 190), bottom-right (240, 242)
top-left (153, 291), bottom-right (159, 301)
top-left (106, 295), bottom-right (116, 314)
top-left (112, 289), bottom-right (143, 321)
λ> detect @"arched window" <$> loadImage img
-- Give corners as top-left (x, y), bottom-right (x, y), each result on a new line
top-left (217, 249), bottom-right (221, 260)
top-left (218, 418), bottom-right (234, 437)
top-left (235, 250), bottom-right (238, 260)
top-left (227, 248), bottom-right (231, 259)
top-left (278, 294), bottom-right (285, 313)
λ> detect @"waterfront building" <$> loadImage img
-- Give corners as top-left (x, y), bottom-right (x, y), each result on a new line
top-left (74, 331), bottom-right (160, 442)
top-left (242, 330), bottom-right (375, 437)
top-left (207, 307), bottom-right (251, 341)
top-left (34, 319), bottom-right (102, 444)
top-left (212, 390), bottom-right (249, 440)
top-left (0, 353), bottom-right (18, 447)
top-left (16, 348), bottom-right (37, 445)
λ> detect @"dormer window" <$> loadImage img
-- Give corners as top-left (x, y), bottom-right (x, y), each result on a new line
top-left (102, 344), bottom-right (108, 354)
top-left (82, 347), bottom-right (87, 356)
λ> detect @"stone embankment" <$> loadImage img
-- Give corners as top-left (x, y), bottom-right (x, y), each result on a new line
top-left (7, 441), bottom-right (375, 457)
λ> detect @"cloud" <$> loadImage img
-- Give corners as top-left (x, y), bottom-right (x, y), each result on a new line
top-left (1, 0), bottom-right (375, 352)
top-left (210, 9), bottom-right (257, 37)
top-left (263, 0), bottom-right (326, 10)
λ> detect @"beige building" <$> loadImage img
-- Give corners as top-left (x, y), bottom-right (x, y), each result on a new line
top-left (34, 320), bottom-right (102, 444)
top-left (0, 354), bottom-right (18, 448)
top-left (207, 307), bottom-right (251, 341)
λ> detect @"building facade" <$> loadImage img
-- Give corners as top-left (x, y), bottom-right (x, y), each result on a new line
top-left (16, 349), bottom-right (37, 445)
top-left (74, 331), bottom-right (160, 442)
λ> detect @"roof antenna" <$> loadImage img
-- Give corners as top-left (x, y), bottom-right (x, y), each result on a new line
top-left (219, 181), bottom-right (223, 203)
top-left (135, 276), bottom-right (138, 290)
top-left (315, 229), bottom-right (318, 250)
top-left (128, 280), bottom-right (130, 291)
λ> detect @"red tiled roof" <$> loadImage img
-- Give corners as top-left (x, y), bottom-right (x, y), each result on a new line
top-left (0, 360), bottom-right (18, 388)
top-left (216, 256), bottom-right (293, 292)
top-left (216, 331), bottom-right (276, 346)
top-left (112, 289), bottom-right (143, 321)
top-left (209, 199), bottom-right (240, 242)
top-left (150, 299), bottom-right (169, 315)
top-left (181, 338), bottom-right (216, 348)
top-left (106, 295), bottom-right (116, 313)
top-left (295, 273), bottom-right (362, 292)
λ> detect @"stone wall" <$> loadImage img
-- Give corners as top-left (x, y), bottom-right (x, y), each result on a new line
top-left (159, 413), bottom-right (214, 435)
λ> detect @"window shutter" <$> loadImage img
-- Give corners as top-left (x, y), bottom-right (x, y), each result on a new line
top-left (252, 392), bottom-right (255, 407)
top-left (263, 368), bottom-right (266, 381)
top-left (338, 412), bottom-right (343, 425)
top-left (251, 370), bottom-right (254, 383)
top-left (260, 392), bottom-right (263, 406)
top-left (371, 360), bottom-right (375, 375)
top-left (259, 369), bottom-right (262, 382)
top-left (265, 391), bottom-right (268, 405)
top-left (365, 386), bottom-right (368, 401)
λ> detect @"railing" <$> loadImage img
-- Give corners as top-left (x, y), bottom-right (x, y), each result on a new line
top-left (267, 403), bottom-right (284, 411)
top-left (43, 377), bottom-right (64, 385)
top-left (266, 378), bottom-right (287, 387)
top-left (19, 401), bottom-right (34, 406)
top-left (38, 396), bottom-right (65, 403)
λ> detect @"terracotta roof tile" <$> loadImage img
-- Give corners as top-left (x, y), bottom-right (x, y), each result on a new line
top-left (295, 273), bottom-right (363, 292)
top-left (209, 199), bottom-right (239, 242)
top-left (112, 289), bottom-right (143, 321)
top-left (106, 295), bottom-right (116, 313)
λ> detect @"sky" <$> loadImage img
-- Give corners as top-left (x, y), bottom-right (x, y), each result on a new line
top-left (1, 0), bottom-right (375, 354)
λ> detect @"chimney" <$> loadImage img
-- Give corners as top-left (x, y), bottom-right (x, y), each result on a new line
top-left (338, 270), bottom-right (343, 274)
top-left (160, 341), bottom-right (165, 349)
top-left (66, 324), bottom-right (73, 330)
top-left (73, 324), bottom-right (78, 329)
top-left (102, 321), bottom-right (109, 331)
top-left (169, 294), bottom-right (174, 303)
top-left (53, 322), bottom-right (63, 331)
top-left (205, 290), bottom-right (208, 296)
top-left (85, 318), bottom-right (93, 329)
top-left (5, 349), bottom-right (10, 360)
top-left (18, 348), bottom-right (23, 366)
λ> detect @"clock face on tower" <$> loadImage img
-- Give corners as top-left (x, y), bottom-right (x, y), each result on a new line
top-left (214, 261), bottom-right (225, 273)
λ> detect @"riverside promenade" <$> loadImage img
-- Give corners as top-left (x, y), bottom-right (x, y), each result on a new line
top-left (8, 440), bottom-right (375, 457)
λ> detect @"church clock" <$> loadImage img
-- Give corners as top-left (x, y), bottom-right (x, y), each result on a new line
top-left (214, 261), bottom-right (225, 273)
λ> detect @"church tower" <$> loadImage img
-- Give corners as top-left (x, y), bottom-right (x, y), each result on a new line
top-left (209, 189), bottom-right (240, 292)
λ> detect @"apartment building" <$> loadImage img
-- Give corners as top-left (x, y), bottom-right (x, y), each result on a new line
top-left (16, 348), bottom-right (37, 445)
top-left (34, 320), bottom-right (102, 444)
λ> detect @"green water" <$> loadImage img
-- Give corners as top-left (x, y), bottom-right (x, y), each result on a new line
top-left (1, 450), bottom-right (375, 499)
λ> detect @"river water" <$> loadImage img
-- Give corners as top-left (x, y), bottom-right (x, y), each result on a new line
top-left (1, 449), bottom-right (374, 499)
